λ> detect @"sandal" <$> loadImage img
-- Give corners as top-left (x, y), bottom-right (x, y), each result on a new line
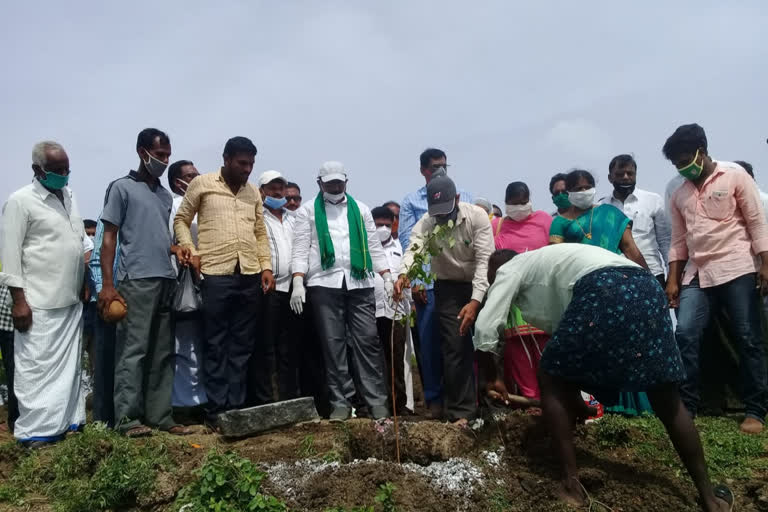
top-left (713, 484), bottom-right (735, 511)
top-left (124, 425), bottom-right (153, 438)
top-left (166, 425), bottom-right (193, 436)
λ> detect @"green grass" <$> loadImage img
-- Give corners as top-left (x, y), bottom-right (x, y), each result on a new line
top-left (299, 434), bottom-right (316, 458)
top-left (0, 423), bottom-right (171, 512)
top-left (593, 414), bottom-right (768, 480)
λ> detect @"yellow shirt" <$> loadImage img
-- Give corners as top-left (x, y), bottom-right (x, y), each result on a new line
top-left (173, 169), bottom-right (272, 276)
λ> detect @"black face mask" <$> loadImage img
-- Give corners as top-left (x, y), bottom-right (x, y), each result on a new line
top-left (613, 182), bottom-right (636, 195)
top-left (435, 207), bottom-right (459, 225)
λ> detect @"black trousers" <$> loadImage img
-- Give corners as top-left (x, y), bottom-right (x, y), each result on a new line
top-left (201, 272), bottom-right (262, 422)
top-left (248, 290), bottom-right (300, 404)
top-left (299, 301), bottom-right (330, 418)
top-left (0, 329), bottom-right (18, 432)
top-left (92, 315), bottom-right (116, 427)
top-left (434, 280), bottom-right (477, 421)
top-left (377, 317), bottom-right (408, 413)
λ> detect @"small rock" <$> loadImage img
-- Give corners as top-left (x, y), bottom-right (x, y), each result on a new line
top-left (218, 397), bottom-right (320, 437)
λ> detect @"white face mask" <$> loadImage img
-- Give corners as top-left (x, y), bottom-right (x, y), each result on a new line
top-left (568, 188), bottom-right (596, 209)
top-left (375, 225), bottom-right (392, 242)
top-left (505, 202), bottom-right (533, 221)
top-left (323, 191), bottom-right (346, 203)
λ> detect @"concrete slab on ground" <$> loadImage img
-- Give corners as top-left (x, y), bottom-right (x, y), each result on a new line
top-left (218, 397), bottom-right (320, 437)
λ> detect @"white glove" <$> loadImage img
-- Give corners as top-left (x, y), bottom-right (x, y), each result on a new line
top-left (382, 272), bottom-right (394, 303)
top-left (290, 276), bottom-right (306, 315)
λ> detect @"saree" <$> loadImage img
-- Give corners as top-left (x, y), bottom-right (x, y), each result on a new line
top-left (549, 204), bottom-right (630, 254)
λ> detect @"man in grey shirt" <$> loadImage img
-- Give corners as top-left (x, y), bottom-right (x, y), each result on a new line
top-left (99, 128), bottom-right (189, 437)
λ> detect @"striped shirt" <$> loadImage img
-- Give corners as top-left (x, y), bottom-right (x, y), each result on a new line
top-left (174, 169), bottom-right (272, 276)
top-left (263, 208), bottom-right (295, 293)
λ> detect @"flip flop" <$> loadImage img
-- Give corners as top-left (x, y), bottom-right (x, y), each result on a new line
top-left (713, 484), bottom-right (735, 511)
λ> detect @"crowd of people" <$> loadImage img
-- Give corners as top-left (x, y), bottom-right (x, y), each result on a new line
top-left (0, 122), bottom-right (765, 511)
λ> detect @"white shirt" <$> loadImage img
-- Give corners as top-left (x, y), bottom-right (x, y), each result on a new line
top-left (599, 187), bottom-right (670, 276)
top-left (263, 207), bottom-right (295, 293)
top-left (291, 196), bottom-right (388, 290)
top-left (0, 181), bottom-right (87, 309)
top-left (170, 193), bottom-right (198, 274)
top-left (170, 194), bottom-right (198, 245)
top-left (474, 244), bottom-right (642, 354)
top-left (374, 238), bottom-right (410, 319)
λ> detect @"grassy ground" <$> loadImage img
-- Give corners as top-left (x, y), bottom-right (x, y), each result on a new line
top-left (0, 412), bottom-right (766, 511)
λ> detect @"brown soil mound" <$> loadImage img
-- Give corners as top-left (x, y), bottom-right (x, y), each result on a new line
top-left (2, 406), bottom-right (766, 511)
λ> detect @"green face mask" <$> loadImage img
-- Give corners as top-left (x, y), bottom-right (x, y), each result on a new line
top-left (38, 170), bottom-right (69, 190)
top-left (552, 192), bottom-right (571, 209)
top-left (677, 150), bottom-right (704, 180)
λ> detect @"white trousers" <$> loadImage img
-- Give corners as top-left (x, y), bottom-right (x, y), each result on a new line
top-left (14, 303), bottom-right (86, 441)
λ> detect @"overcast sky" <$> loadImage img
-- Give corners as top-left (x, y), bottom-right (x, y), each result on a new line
top-left (1, 1), bottom-right (766, 220)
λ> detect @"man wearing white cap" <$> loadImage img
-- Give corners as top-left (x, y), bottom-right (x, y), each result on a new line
top-left (247, 170), bottom-right (300, 404)
top-left (290, 162), bottom-right (392, 420)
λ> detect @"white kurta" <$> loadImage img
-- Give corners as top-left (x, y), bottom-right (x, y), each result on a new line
top-left (0, 180), bottom-right (88, 442)
top-left (14, 304), bottom-right (86, 440)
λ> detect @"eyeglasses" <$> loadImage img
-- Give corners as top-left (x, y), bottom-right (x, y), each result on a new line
top-left (428, 164), bottom-right (450, 171)
top-left (285, 195), bottom-right (302, 202)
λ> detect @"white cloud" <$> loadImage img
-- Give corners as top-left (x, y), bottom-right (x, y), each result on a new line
top-left (0, 0), bottom-right (766, 218)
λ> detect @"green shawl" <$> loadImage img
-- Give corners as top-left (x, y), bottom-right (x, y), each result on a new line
top-left (314, 193), bottom-right (373, 280)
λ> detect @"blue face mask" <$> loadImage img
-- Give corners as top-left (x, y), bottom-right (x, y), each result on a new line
top-left (38, 170), bottom-right (69, 190)
top-left (264, 195), bottom-right (287, 210)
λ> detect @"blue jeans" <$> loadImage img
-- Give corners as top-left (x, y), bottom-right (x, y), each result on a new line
top-left (415, 289), bottom-right (443, 405)
top-left (675, 273), bottom-right (768, 422)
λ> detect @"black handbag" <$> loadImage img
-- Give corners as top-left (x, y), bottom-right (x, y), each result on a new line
top-left (173, 266), bottom-right (202, 314)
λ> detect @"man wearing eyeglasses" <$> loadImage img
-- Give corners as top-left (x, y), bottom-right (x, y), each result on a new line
top-left (284, 182), bottom-right (303, 212)
top-left (398, 148), bottom-right (473, 419)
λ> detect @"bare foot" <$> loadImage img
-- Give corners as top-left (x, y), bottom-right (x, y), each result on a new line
top-left (452, 418), bottom-right (469, 428)
top-left (555, 478), bottom-right (588, 507)
top-left (740, 417), bottom-right (764, 434)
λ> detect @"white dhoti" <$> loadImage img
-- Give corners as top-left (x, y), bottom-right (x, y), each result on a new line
top-left (172, 317), bottom-right (207, 407)
top-left (14, 303), bottom-right (86, 441)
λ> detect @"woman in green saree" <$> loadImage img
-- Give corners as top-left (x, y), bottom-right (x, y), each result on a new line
top-left (549, 169), bottom-right (653, 416)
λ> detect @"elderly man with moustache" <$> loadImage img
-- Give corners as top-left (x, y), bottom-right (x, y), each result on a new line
top-left (0, 141), bottom-right (91, 448)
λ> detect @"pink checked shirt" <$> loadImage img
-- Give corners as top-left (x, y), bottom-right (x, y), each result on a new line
top-left (668, 163), bottom-right (768, 287)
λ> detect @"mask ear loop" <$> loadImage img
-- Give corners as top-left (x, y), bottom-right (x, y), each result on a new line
top-left (531, 333), bottom-right (543, 357)
top-left (516, 331), bottom-right (534, 369)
